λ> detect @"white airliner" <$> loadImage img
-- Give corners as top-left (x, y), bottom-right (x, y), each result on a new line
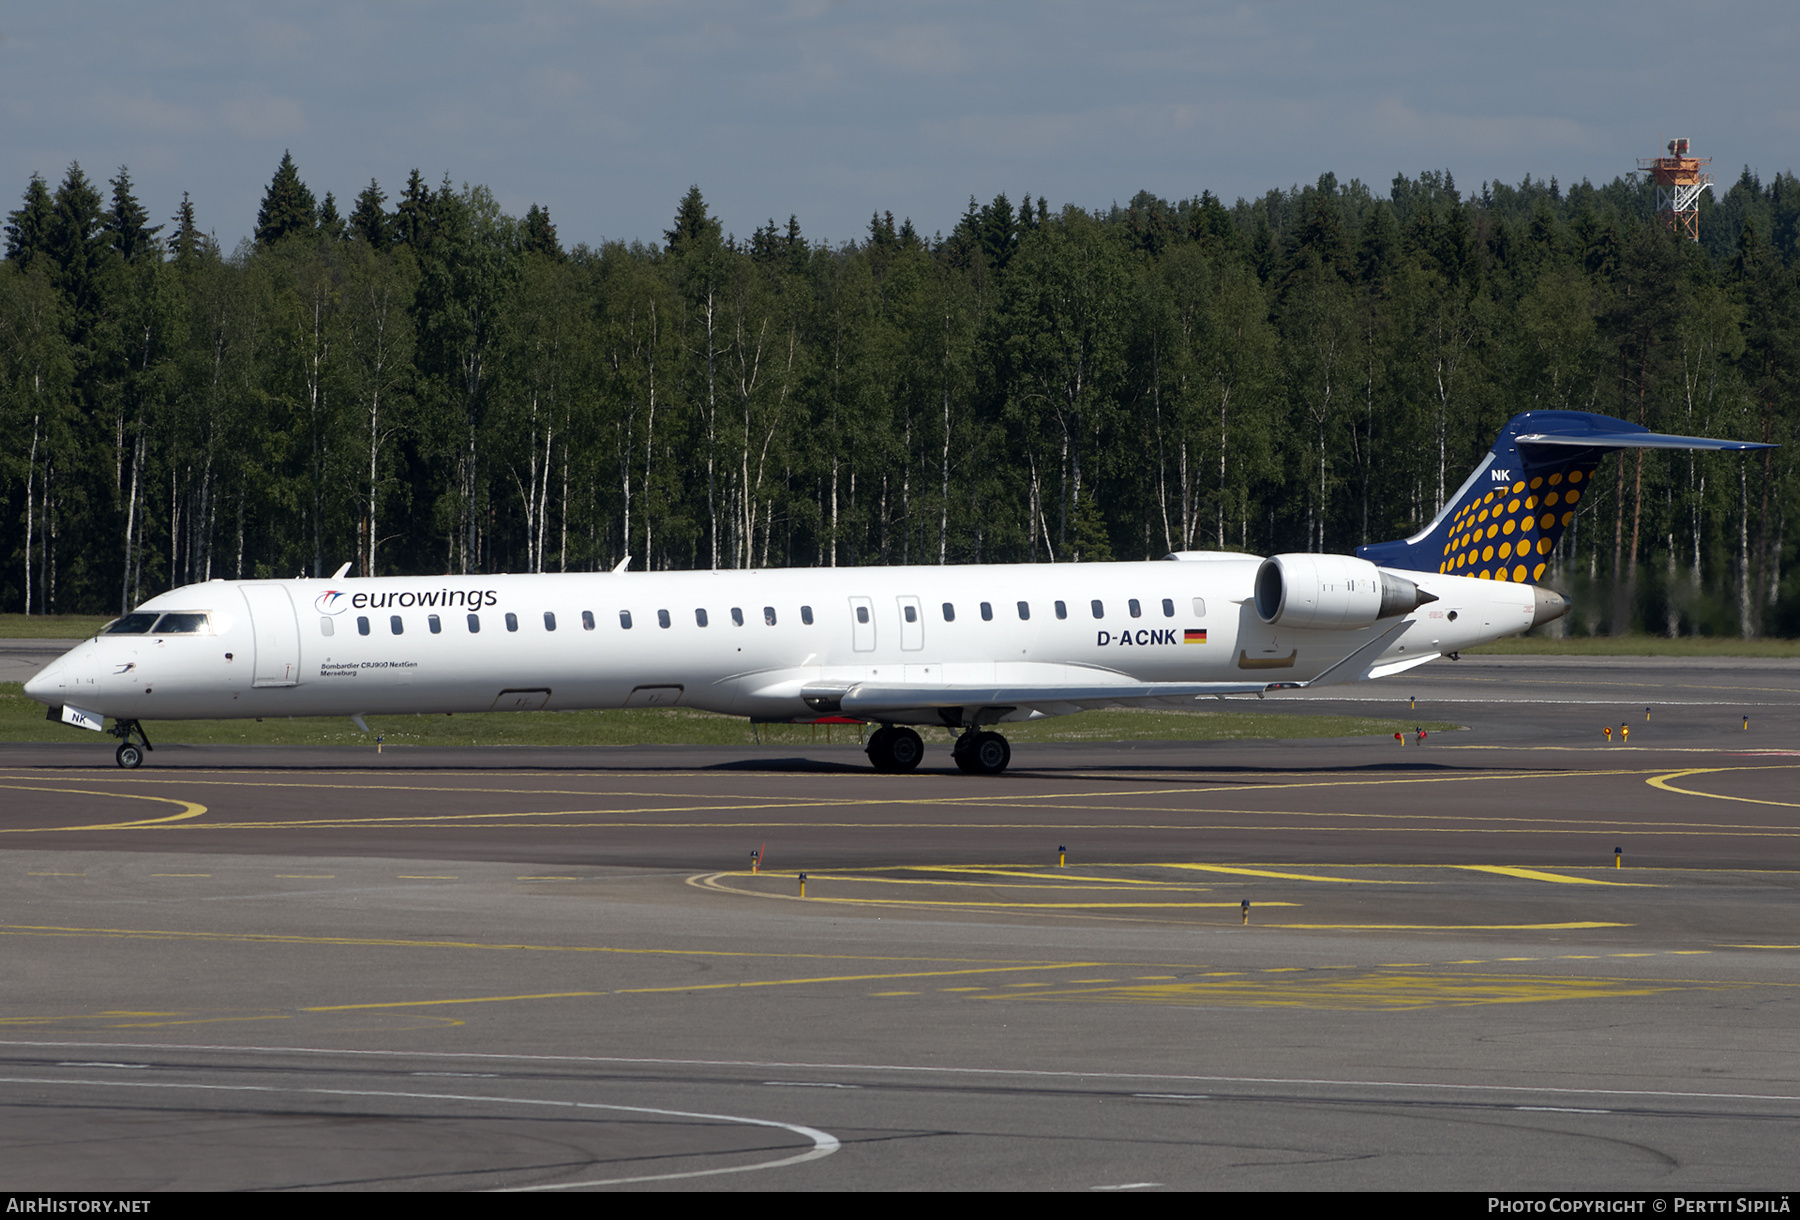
top-left (24, 411), bottom-right (1770, 773)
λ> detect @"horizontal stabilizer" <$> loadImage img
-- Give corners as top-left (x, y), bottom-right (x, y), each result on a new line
top-left (1516, 430), bottom-right (1772, 452)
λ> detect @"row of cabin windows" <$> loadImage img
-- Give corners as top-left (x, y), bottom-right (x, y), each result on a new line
top-left (942, 597), bottom-right (1201, 623)
top-left (323, 595), bottom-right (1206, 638)
top-left (326, 605), bottom-right (811, 637)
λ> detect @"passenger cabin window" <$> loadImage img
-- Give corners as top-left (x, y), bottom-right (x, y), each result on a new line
top-left (731, 607), bottom-right (744, 626)
top-left (468, 613), bottom-right (481, 633)
top-left (544, 611), bottom-right (557, 631)
top-left (505, 612), bottom-right (519, 632)
top-left (1129, 598), bottom-right (1142, 618)
top-left (764, 606), bottom-right (777, 626)
top-left (106, 613), bottom-right (160, 634)
top-left (357, 616), bottom-right (371, 636)
top-left (657, 609), bottom-right (671, 628)
top-left (320, 617), bottom-right (334, 637)
top-left (903, 605), bottom-right (917, 623)
top-left (942, 603), bottom-right (956, 622)
top-left (1054, 601), bottom-right (1067, 620)
top-left (582, 610), bottom-right (595, 630)
top-left (856, 606), bottom-right (870, 624)
top-left (1192, 598), bottom-right (1206, 617)
top-left (696, 608), bottom-right (709, 627)
top-left (1161, 598), bottom-right (1175, 618)
top-left (1091, 600), bottom-right (1104, 619)
top-left (429, 614), bottom-right (442, 634)
top-left (619, 610), bottom-right (633, 629)
top-left (1016, 601), bottom-right (1030, 621)
top-left (801, 605), bottom-right (814, 625)
top-left (390, 615), bottom-right (403, 635)
top-left (980, 602), bottom-right (993, 621)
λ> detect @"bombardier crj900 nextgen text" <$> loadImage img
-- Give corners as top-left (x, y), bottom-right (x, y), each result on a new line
top-left (26, 411), bottom-right (1772, 774)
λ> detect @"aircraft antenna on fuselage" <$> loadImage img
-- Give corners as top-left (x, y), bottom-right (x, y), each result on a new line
top-left (331, 562), bottom-right (352, 579)
top-left (612, 556), bottom-right (632, 573)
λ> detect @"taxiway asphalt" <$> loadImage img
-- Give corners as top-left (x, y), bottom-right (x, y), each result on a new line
top-left (1, 654), bottom-right (1798, 1190)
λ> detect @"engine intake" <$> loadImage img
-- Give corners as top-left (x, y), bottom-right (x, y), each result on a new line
top-left (1254, 554), bottom-right (1437, 630)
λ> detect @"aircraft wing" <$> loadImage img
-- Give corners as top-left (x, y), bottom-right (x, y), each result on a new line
top-left (801, 680), bottom-right (1273, 717)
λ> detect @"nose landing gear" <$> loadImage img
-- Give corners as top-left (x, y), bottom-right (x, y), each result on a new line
top-left (109, 719), bottom-right (153, 769)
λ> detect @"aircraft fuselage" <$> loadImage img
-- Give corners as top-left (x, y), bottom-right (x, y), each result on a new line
top-left (28, 558), bottom-right (1540, 728)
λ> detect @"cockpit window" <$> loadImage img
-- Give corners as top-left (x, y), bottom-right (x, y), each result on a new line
top-left (151, 613), bottom-right (210, 634)
top-left (106, 613), bottom-right (160, 634)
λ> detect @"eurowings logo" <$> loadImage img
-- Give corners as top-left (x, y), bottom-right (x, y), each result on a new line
top-left (315, 589), bottom-right (349, 616)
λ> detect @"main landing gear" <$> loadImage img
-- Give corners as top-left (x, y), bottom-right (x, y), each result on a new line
top-left (109, 719), bottom-right (152, 769)
top-left (865, 725), bottom-right (924, 773)
top-left (863, 724), bottom-right (1013, 776)
top-left (952, 728), bottom-right (1011, 776)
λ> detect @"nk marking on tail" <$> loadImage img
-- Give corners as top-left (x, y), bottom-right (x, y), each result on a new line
top-left (1356, 410), bottom-right (1774, 585)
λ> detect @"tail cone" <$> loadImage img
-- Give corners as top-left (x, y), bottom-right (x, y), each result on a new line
top-left (1531, 586), bottom-right (1571, 628)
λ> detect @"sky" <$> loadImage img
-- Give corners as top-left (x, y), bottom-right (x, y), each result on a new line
top-left (3, 1), bottom-right (1796, 252)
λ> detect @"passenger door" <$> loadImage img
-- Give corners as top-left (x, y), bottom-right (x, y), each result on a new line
top-left (849, 596), bottom-right (875, 652)
top-left (240, 584), bottom-right (301, 687)
top-left (896, 595), bottom-right (923, 651)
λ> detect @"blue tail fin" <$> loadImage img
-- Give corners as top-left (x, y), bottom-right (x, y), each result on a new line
top-left (1356, 411), bottom-right (1772, 585)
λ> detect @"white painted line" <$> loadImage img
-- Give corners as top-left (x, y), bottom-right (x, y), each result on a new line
top-left (56, 1061), bottom-right (149, 1069)
top-left (0, 1074), bottom-right (840, 1190)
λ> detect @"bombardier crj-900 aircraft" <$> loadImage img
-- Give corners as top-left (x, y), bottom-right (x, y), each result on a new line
top-left (26, 411), bottom-right (1771, 773)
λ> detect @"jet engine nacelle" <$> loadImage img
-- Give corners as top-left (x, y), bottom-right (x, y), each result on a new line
top-left (1253, 554), bottom-right (1436, 630)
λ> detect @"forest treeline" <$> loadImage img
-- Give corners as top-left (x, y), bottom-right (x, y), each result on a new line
top-left (2, 153), bottom-right (1798, 635)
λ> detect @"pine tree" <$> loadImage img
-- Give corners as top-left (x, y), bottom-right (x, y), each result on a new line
top-left (318, 191), bottom-right (345, 241)
top-left (4, 173), bottom-right (54, 269)
top-left (106, 166), bottom-right (163, 262)
top-left (167, 192), bottom-right (207, 262)
top-left (391, 169), bottom-right (434, 251)
top-left (521, 203), bottom-right (561, 259)
top-left (254, 150), bottom-right (317, 247)
top-left (349, 179), bottom-right (389, 249)
top-left (663, 186), bottom-right (720, 257)
top-left (48, 163), bottom-right (109, 318)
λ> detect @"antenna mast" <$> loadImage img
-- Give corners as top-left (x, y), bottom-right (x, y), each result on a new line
top-left (1638, 138), bottom-right (1713, 241)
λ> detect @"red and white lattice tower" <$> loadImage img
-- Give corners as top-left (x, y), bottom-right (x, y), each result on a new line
top-left (1637, 138), bottom-right (1714, 242)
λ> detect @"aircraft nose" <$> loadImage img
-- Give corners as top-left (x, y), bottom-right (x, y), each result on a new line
top-left (23, 659), bottom-right (65, 705)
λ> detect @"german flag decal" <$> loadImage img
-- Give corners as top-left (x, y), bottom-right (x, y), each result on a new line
top-left (1183, 629), bottom-right (1207, 644)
